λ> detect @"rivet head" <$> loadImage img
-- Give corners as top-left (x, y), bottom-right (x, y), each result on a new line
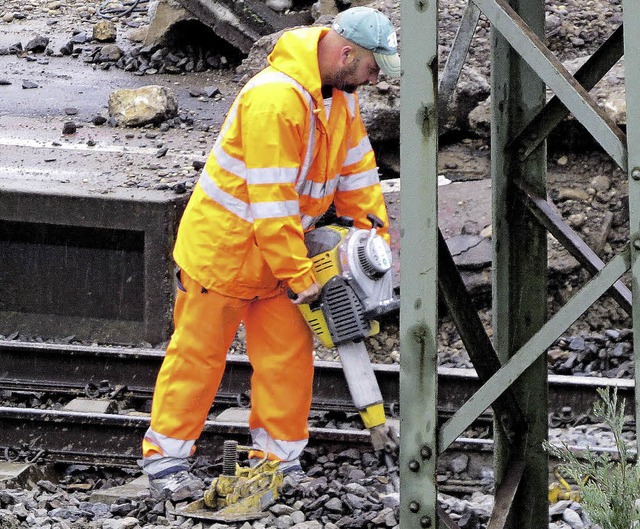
top-left (420, 515), bottom-right (432, 528)
top-left (408, 460), bottom-right (421, 472)
top-left (634, 239), bottom-right (640, 251)
top-left (632, 167), bottom-right (640, 180)
top-left (409, 501), bottom-right (420, 513)
top-left (420, 445), bottom-right (432, 460)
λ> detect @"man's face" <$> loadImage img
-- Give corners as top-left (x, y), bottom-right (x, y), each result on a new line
top-left (334, 48), bottom-right (380, 93)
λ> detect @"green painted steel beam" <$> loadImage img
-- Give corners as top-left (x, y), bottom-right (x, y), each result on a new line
top-left (438, 1), bottom-right (481, 133)
top-left (437, 228), bottom-right (526, 444)
top-left (490, 1), bottom-right (548, 526)
top-left (512, 24), bottom-right (624, 161)
top-left (439, 247), bottom-right (631, 450)
top-left (473, 0), bottom-right (627, 169)
top-left (399, 0), bottom-right (439, 527)
top-left (516, 180), bottom-right (632, 315)
top-left (622, 0), bottom-right (640, 455)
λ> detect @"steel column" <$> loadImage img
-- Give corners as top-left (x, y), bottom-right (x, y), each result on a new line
top-left (622, 0), bottom-right (640, 453)
top-left (399, 0), bottom-right (439, 527)
top-left (489, 0), bottom-right (548, 528)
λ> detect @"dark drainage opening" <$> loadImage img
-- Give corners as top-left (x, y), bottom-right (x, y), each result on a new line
top-left (160, 19), bottom-right (246, 71)
top-left (0, 221), bottom-right (144, 322)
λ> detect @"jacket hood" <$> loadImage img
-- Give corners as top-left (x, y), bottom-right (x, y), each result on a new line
top-left (267, 27), bottom-right (329, 107)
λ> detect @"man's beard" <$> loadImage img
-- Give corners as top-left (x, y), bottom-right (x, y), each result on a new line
top-left (334, 61), bottom-right (359, 93)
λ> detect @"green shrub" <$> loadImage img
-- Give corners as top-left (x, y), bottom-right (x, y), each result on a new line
top-left (544, 387), bottom-right (640, 529)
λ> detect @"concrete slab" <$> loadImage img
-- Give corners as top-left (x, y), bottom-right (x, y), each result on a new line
top-left (382, 177), bottom-right (493, 292)
top-left (213, 408), bottom-right (250, 424)
top-left (0, 181), bottom-right (188, 345)
top-left (90, 474), bottom-right (150, 504)
top-left (0, 462), bottom-right (56, 488)
top-left (176, 0), bottom-right (312, 54)
top-left (63, 398), bottom-right (115, 414)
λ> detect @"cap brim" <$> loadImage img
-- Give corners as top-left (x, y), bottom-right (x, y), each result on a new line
top-left (374, 52), bottom-right (401, 78)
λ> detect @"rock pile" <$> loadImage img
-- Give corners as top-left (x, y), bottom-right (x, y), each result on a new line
top-left (0, 446), bottom-right (606, 528)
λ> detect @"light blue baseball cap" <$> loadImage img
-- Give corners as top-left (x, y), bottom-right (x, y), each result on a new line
top-left (332, 6), bottom-right (401, 78)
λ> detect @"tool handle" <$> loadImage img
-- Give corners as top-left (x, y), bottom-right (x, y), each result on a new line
top-left (366, 213), bottom-right (385, 229)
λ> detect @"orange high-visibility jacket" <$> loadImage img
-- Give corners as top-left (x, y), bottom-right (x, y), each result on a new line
top-left (173, 26), bottom-right (390, 299)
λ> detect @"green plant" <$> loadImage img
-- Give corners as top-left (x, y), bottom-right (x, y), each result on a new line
top-left (544, 387), bottom-right (640, 529)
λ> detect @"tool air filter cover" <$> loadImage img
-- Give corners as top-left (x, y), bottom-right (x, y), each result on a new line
top-left (321, 275), bottom-right (370, 344)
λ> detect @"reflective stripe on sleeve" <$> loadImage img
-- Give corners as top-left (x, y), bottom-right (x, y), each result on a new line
top-left (251, 199), bottom-right (300, 219)
top-left (198, 168), bottom-right (253, 223)
top-left (296, 176), bottom-right (338, 200)
top-left (247, 166), bottom-right (299, 185)
top-left (199, 167), bottom-right (300, 222)
top-left (343, 135), bottom-right (372, 167)
top-left (337, 168), bottom-right (380, 192)
top-left (213, 143), bottom-right (246, 180)
top-left (300, 214), bottom-right (323, 230)
top-left (213, 143), bottom-right (300, 186)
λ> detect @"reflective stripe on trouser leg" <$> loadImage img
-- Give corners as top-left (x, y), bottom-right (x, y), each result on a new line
top-left (245, 291), bottom-right (314, 462)
top-left (142, 429), bottom-right (196, 477)
top-left (142, 271), bottom-right (246, 474)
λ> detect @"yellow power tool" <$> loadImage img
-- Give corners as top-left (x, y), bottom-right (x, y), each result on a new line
top-left (298, 214), bottom-right (399, 450)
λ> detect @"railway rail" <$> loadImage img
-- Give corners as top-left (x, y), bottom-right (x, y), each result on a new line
top-left (0, 339), bottom-right (634, 468)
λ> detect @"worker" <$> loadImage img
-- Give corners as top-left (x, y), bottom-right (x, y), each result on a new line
top-left (141, 5), bottom-right (400, 501)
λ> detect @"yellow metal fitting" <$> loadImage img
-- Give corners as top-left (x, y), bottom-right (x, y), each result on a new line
top-left (360, 402), bottom-right (386, 429)
top-left (548, 468), bottom-right (583, 503)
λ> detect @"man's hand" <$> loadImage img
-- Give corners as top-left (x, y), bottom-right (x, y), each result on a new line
top-left (291, 282), bottom-right (322, 305)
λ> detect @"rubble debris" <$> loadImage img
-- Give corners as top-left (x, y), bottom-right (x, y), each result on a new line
top-left (62, 122), bottom-right (77, 134)
top-left (92, 20), bottom-right (118, 42)
top-left (108, 85), bottom-right (179, 127)
top-left (25, 35), bottom-right (50, 53)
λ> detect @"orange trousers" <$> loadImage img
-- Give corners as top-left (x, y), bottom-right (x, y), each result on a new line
top-left (143, 270), bottom-right (314, 466)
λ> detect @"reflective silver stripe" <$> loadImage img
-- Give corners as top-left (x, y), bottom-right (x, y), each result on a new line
top-left (298, 111), bottom-right (316, 187)
top-left (198, 167), bottom-right (253, 222)
top-left (343, 92), bottom-right (357, 118)
top-left (143, 428), bottom-right (196, 458)
top-left (213, 143), bottom-right (300, 186)
top-left (301, 214), bottom-right (322, 230)
top-left (251, 427), bottom-right (308, 462)
top-left (141, 428), bottom-right (196, 476)
top-left (337, 167), bottom-right (380, 192)
top-left (247, 166), bottom-right (299, 185)
top-left (213, 143), bottom-right (245, 180)
top-left (296, 176), bottom-right (338, 200)
top-left (252, 199), bottom-right (300, 219)
top-left (343, 135), bottom-right (372, 167)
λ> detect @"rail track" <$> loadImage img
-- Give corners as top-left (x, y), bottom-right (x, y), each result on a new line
top-left (0, 339), bottom-right (634, 468)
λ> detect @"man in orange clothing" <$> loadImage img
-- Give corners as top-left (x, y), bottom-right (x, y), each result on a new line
top-left (142, 6), bottom-right (400, 500)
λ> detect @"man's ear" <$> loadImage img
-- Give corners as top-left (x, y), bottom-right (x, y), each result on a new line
top-left (339, 45), bottom-right (354, 66)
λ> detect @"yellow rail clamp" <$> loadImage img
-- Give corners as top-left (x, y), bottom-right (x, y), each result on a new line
top-left (177, 443), bottom-right (284, 522)
top-left (548, 467), bottom-right (583, 503)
